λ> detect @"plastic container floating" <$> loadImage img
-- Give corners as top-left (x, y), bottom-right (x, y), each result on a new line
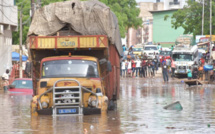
top-left (203, 65), bottom-right (213, 71)
top-left (164, 101), bottom-right (183, 111)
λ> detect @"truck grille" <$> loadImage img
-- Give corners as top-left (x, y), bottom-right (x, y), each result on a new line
top-left (53, 79), bottom-right (83, 115)
top-left (54, 88), bottom-right (81, 106)
top-left (178, 66), bottom-right (186, 69)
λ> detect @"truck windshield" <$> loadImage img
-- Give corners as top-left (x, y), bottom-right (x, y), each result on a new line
top-left (160, 51), bottom-right (171, 56)
top-left (172, 54), bottom-right (193, 61)
top-left (133, 48), bottom-right (142, 51)
top-left (145, 47), bottom-right (157, 50)
top-left (42, 60), bottom-right (99, 78)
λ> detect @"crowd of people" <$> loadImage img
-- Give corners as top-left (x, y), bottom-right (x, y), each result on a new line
top-left (121, 43), bottom-right (215, 82)
top-left (121, 55), bottom-right (160, 78)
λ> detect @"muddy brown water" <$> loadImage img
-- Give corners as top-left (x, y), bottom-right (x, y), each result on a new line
top-left (1, 77), bottom-right (215, 134)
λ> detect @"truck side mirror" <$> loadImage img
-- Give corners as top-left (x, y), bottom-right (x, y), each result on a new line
top-left (107, 61), bottom-right (112, 72)
top-left (99, 58), bottom-right (107, 65)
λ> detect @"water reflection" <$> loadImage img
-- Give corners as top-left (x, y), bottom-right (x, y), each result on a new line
top-left (119, 77), bottom-right (215, 133)
top-left (1, 77), bottom-right (215, 133)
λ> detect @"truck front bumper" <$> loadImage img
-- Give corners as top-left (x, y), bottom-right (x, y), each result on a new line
top-left (37, 107), bottom-right (101, 115)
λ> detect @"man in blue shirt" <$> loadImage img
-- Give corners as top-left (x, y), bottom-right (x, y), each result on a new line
top-left (162, 62), bottom-right (168, 82)
top-left (122, 45), bottom-right (126, 52)
top-left (157, 43), bottom-right (162, 53)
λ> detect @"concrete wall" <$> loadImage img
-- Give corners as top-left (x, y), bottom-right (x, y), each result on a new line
top-left (135, 2), bottom-right (164, 44)
top-left (0, 0), bottom-right (18, 75)
top-left (0, 0), bottom-right (18, 27)
top-left (152, 10), bottom-right (184, 45)
top-left (127, 28), bottom-right (138, 48)
top-left (0, 29), bottom-right (12, 75)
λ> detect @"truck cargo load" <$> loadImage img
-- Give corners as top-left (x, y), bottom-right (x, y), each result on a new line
top-left (28, 0), bottom-right (122, 55)
top-left (175, 35), bottom-right (194, 47)
top-left (28, 0), bottom-right (122, 116)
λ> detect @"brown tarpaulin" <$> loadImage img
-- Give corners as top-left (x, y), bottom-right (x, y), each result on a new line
top-left (28, 0), bottom-right (122, 56)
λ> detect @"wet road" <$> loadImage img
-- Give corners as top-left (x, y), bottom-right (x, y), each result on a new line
top-left (1, 77), bottom-right (215, 133)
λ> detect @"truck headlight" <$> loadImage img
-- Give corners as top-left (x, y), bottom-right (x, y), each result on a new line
top-left (88, 96), bottom-right (98, 107)
top-left (91, 100), bottom-right (97, 107)
top-left (41, 102), bottom-right (48, 109)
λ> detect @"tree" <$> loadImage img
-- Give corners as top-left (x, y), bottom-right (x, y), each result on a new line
top-left (13, 0), bottom-right (63, 44)
top-left (12, 0), bottom-right (31, 45)
top-left (99, 0), bottom-right (142, 37)
top-left (166, 0), bottom-right (215, 36)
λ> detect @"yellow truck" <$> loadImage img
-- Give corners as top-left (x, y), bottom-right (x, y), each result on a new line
top-left (28, 1), bottom-right (122, 115)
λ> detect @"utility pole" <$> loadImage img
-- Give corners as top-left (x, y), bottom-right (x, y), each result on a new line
top-left (37, 0), bottom-right (41, 8)
top-left (210, 0), bottom-right (212, 58)
top-left (31, 0), bottom-right (35, 20)
top-left (19, 10), bottom-right (23, 78)
top-left (202, 0), bottom-right (204, 35)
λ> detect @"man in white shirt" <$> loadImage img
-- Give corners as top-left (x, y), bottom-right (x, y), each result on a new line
top-left (121, 60), bottom-right (126, 77)
top-left (2, 69), bottom-right (9, 92)
top-left (127, 59), bottom-right (132, 77)
top-left (135, 58), bottom-right (142, 77)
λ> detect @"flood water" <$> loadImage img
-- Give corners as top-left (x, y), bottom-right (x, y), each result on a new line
top-left (1, 77), bottom-right (215, 134)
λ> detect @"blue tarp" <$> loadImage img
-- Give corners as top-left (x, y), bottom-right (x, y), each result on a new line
top-left (12, 52), bottom-right (28, 61)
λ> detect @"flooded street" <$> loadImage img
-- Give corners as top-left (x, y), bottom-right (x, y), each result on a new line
top-left (1, 76), bottom-right (215, 133)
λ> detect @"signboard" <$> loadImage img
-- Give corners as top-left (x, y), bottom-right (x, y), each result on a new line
top-left (30, 35), bottom-right (108, 49)
top-left (196, 35), bottom-right (215, 43)
top-left (57, 37), bottom-right (78, 48)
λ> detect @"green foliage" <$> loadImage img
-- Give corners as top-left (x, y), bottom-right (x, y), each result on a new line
top-left (13, 0), bottom-right (142, 44)
top-left (169, 0), bottom-right (215, 36)
top-left (12, 0), bottom-right (31, 44)
top-left (164, 15), bottom-right (169, 21)
top-left (100, 0), bottom-right (142, 37)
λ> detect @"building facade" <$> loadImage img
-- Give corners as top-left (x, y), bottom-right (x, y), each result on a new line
top-left (0, 0), bottom-right (18, 75)
top-left (127, 2), bottom-right (164, 48)
top-left (163, 0), bottom-right (188, 10)
top-left (138, 2), bottom-right (164, 44)
top-left (125, 0), bottom-right (188, 48)
top-left (151, 9), bottom-right (184, 46)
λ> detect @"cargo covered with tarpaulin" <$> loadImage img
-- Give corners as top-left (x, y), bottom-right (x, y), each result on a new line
top-left (28, 0), bottom-right (122, 56)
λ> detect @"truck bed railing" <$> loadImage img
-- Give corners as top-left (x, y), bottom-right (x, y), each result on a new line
top-left (29, 35), bottom-right (108, 49)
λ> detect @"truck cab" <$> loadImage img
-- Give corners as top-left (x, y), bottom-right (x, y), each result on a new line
top-left (172, 45), bottom-right (199, 75)
top-left (142, 45), bottom-right (159, 59)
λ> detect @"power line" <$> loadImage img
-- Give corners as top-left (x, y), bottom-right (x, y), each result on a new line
top-left (0, 9), bottom-right (18, 25)
top-left (0, 4), bottom-right (16, 8)
top-left (0, 3), bottom-right (19, 13)
top-left (22, 17), bottom-right (31, 25)
top-left (0, 0), bottom-right (29, 11)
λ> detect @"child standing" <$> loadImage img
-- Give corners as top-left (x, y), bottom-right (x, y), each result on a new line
top-left (187, 69), bottom-right (192, 80)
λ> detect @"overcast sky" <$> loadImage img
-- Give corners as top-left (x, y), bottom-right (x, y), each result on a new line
top-left (136, 0), bottom-right (164, 2)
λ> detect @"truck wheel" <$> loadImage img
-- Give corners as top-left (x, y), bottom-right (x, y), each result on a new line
top-left (108, 100), bottom-right (117, 110)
